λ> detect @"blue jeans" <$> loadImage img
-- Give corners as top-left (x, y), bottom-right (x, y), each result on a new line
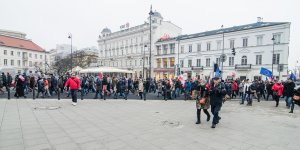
top-left (286, 97), bottom-right (292, 107)
top-left (175, 88), bottom-right (180, 97)
top-left (211, 104), bottom-right (221, 124)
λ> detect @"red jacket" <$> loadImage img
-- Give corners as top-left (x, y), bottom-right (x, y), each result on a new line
top-left (272, 83), bottom-right (284, 96)
top-left (64, 77), bottom-right (80, 90)
top-left (232, 82), bottom-right (238, 91)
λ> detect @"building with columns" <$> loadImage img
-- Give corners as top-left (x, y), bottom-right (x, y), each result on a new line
top-left (0, 29), bottom-right (50, 76)
top-left (97, 11), bottom-right (181, 78)
top-left (155, 20), bottom-right (291, 81)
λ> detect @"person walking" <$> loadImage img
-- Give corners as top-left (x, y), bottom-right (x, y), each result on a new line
top-left (266, 81), bottom-right (274, 101)
top-left (94, 76), bottom-right (103, 99)
top-left (138, 79), bottom-right (145, 100)
top-left (44, 78), bottom-right (51, 97)
top-left (231, 80), bottom-right (238, 99)
top-left (195, 80), bottom-right (211, 124)
top-left (241, 79), bottom-right (251, 105)
top-left (14, 75), bottom-right (26, 98)
top-left (64, 73), bottom-right (81, 106)
top-left (209, 77), bottom-right (226, 128)
top-left (272, 80), bottom-right (284, 107)
top-left (284, 78), bottom-right (295, 108)
top-left (36, 77), bottom-right (45, 98)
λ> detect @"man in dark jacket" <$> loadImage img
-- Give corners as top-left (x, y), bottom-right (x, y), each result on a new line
top-left (266, 81), bottom-right (274, 101)
top-left (284, 78), bottom-right (295, 108)
top-left (50, 74), bottom-right (58, 95)
top-left (209, 77), bottom-right (226, 128)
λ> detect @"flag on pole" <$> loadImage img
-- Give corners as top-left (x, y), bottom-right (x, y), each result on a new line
top-left (215, 67), bottom-right (221, 77)
top-left (290, 72), bottom-right (296, 81)
top-left (260, 68), bottom-right (272, 78)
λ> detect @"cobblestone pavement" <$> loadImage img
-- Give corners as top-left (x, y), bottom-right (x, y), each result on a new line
top-left (0, 98), bottom-right (299, 150)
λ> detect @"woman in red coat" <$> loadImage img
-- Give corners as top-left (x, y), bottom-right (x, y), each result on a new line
top-left (231, 81), bottom-right (238, 99)
top-left (272, 80), bottom-right (284, 107)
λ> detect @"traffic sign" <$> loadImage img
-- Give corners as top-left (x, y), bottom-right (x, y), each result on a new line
top-left (220, 54), bottom-right (227, 62)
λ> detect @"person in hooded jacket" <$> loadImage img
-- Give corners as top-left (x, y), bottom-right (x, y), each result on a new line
top-left (64, 73), bottom-right (81, 106)
top-left (272, 80), bottom-right (284, 107)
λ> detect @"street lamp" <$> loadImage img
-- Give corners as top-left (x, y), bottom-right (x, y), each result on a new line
top-left (143, 45), bottom-right (147, 79)
top-left (271, 36), bottom-right (275, 78)
top-left (68, 33), bottom-right (73, 72)
top-left (221, 25), bottom-right (225, 79)
top-left (149, 5), bottom-right (154, 79)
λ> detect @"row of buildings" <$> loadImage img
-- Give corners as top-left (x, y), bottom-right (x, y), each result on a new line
top-left (98, 11), bottom-right (291, 81)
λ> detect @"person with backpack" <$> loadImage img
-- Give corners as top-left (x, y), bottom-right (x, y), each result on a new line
top-left (36, 77), bottom-right (45, 98)
top-left (94, 76), bottom-right (103, 99)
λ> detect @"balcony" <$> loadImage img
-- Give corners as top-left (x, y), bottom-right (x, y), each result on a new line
top-left (235, 64), bottom-right (252, 70)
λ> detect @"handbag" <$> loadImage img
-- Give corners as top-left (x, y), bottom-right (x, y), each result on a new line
top-left (199, 98), bottom-right (206, 105)
top-left (293, 95), bottom-right (300, 101)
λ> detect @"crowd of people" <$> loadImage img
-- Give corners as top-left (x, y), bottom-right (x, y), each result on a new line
top-left (1, 72), bottom-right (300, 128)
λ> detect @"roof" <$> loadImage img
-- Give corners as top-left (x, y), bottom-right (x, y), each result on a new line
top-left (0, 35), bottom-right (44, 52)
top-left (156, 22), bottom-right (289, 43)
top-left (153, 11), bottom-right (163, 18)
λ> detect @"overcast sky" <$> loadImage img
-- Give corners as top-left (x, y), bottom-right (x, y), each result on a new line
top-left (1, 0), bottom-right (299, 68)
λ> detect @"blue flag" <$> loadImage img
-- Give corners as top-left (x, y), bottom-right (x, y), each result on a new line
top-left (215, 67), bottom-right (221, 77)
top-left (290, 73), bottom-right (296, 81)
top-left (260, 68), bottom-right (272, 78)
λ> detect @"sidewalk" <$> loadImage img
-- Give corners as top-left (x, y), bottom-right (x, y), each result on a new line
top-left (0, 99), bottom-right (299, 150)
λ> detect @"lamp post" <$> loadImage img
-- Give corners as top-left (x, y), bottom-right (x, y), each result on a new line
top-left (149, 5), bottom-right (154, 79)
top-left (177, 35), bottom-right (181, 76)
top-left (68, 33), bottom-right (73, 72)
top-left (143, 45), bottom-right (147, 79)
top-left (271, 36), bottom-right (275, 78)
top-left (221, 25), bottom-right (225, 79)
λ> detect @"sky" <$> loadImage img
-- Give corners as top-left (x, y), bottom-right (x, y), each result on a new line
top-left (0, 0), bottom-right (299, 68)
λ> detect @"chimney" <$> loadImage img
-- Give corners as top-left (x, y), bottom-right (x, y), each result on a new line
top-left (257, 17), bottom-right (262, 23)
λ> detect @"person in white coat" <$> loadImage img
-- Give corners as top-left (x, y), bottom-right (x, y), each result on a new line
top-left (242, 79), bottom-right (251, 104)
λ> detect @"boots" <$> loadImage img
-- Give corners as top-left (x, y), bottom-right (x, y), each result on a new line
top-left (195, 109), bottom-right (201, 124)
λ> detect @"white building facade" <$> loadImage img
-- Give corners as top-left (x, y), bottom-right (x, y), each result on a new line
top-left (155, 21), bottom-right (291, 81)
top-left (0, 29), bottom-right (50, 75)
top-left (97, 11), bottom-right (181, 78)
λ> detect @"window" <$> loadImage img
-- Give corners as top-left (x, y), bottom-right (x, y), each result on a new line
top-left (188, 44), bottom-right (192, 52)
top-left (17, 52), bottom-right (21, 57)
top-left (206, 58), bottom-right (210, 67)
top-left (230, 40), bottom-right (235, 49)
top-left (217, 41), bottom-right (221, 50)
top-left (257, 36), bottom-right (263, 46)
top-left (11, 60), bottom-right (14, 66)
top-left (170, 44), bottom-right (175, 54)
top-left (196, 59), bottom-right (201, 67)
top-left (241, 56), bottom-right (247, 65)
top-left (4, 50), bottom-right (7, 55)
top-left (4, 59), bottom-right (7, 66)
top-left (180, 60), bottom-right (184, 68)
top-left (272, 54), bottom-right (280, 64)
top-left (17, 60), bottom-right (21, 66)
top-left (29, 61), bottom-right (32, 67)
top-left (163, 58), bottom-right (168, 68)
top-left (135, 60), bottom-right (137, 66)
top-left (170, 57), bottom-right (175, 67)
top-left (35, 54), bottom-right (37, 59)
top-left (256, 55), bottom-right (262, 65)
top-left (181, 45), bottom-right (184, 53)
top-left (243, 38), bottom-right (248, 47)
top-left (229, 57), bottom-right (234, 66)
top-left (273, 34), bottom-right (281, 44)
top-left (188, 60), bottom-right (192, 67)
top-left (163, 44), bottom-right (168, 55)
top-left (140, 59), bottom-right (142, 66)
top-left (207, 42), bottom-right (211, 51)
top-left (216, 58), bottom-right (220, 66)
top-left (156, 59), bottom-right (161, 68)
top-left (29, 53), bottom-right (32, 58)
top-left (11, 51), bottom-right (14, 56)
top-left (197, 44), bottom-right (201, 52)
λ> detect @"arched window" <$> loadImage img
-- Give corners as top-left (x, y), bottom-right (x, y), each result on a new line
top-left (241, 56), bottom-right (247, 65)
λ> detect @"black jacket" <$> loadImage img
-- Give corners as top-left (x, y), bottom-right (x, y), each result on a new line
top-left (284, 82), bottom-right (295, 97)
top-left (210, 83), bottom-right (226, 106)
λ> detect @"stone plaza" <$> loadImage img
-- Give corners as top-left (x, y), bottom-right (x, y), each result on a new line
top-left (0, 99), bottom-right (299, 150)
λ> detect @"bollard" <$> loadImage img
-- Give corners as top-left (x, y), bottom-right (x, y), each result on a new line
top-left (7, 86), bottom-right (10, 100)
top-left (33, 88), bottom-right (35, 100)
top-left (57, 88), bottom-right (60, 100)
